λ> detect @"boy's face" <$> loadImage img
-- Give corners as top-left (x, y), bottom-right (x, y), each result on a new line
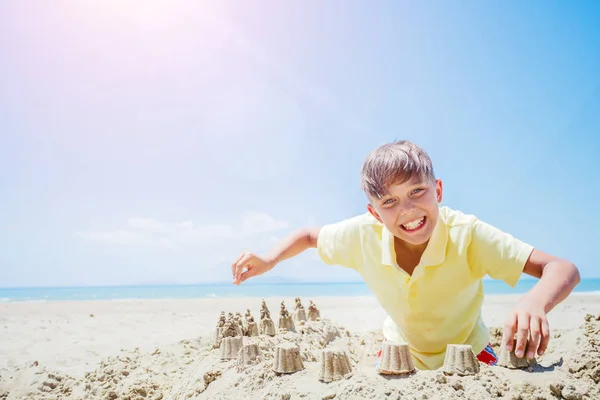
top-left (367, 176), bottom-right (443, 247)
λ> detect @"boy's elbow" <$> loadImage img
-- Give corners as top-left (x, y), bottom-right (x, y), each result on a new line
top-left (555, 259), bottom-right (580, 287)
top-left (305, 227), bottom-right (321, 248)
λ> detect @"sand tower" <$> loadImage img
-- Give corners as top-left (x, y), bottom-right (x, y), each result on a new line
top-left (442, 344), bottom-right (480, 375)
top-left (272, 343), bottom-right (304, 374)
top-left (259, 299), bottom-right (276, 336)
top-left (213, 311), bottom-right (227, 348)
top-left (376, 342), bottom-right (416, 375)
top-left (293, 297), bottom-right (307, 324)
top-left (307, 300), bottom-right (321, 322)
top-left (243, 309), bottom-right (252, 334)
top-left (245, 316), bottom-right (259, 337)
top-left (233, 312), bottom-right (244, 336)
top-left (318, 349), bottom-right (353, 382)
top-left (278, 301), bottom-right (295, 331)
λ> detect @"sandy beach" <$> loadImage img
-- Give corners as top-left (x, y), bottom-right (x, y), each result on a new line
top-left (1, 293), bottom-right (599, 399)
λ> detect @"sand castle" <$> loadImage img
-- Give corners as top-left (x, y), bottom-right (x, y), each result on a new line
top-left (211, 300), bottom-right (502, 383)
top-left (442, 344), bottom-right (480, 375)
top-left (318, 349), bottom-right (353, 382)
top-left (272, 343), bottom-right (304, 374)
top-left (237, 343), bottom-right (263, 372)
top-left (293, 297), bottom-right (307, 324)
top-left (218, 317), bottom-right (245, 360)
top-left (278, 301), bottom-right (295, 331)
top-left (222, 318), bottom-right (239, 339)
top-left (376, 342), bottom-right (416, 375)
top-left (308, 300), bottom-right (321, 321)
top-left (497, 340), bottom-right (537, 369)
top-left (259, 299), bottom-right (276, 336)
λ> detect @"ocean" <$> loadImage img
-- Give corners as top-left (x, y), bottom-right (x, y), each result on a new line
top-left (1, 279), bottom-right (599, 302)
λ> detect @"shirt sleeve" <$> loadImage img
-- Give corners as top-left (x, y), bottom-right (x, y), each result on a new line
top-left (317, 214), bottom-right (365, 271)
top-left (467, 219), bottom-right (534, 287)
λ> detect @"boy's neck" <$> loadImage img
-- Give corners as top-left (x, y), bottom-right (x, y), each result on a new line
top-left (394, 237), bottom-right (429, 274)
top-left (394, 237), bottom-right (428, 256)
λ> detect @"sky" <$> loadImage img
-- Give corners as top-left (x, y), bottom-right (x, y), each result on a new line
top-left (1, 0), bottom-right (599, 288)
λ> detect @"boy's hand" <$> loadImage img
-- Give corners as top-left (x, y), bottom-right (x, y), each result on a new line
top-left (231, 251), bottom-right (275, 285)
top-left (502, 298), bottom-right (550, 359)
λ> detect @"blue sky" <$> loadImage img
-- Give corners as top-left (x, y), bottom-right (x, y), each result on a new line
top-left (1, 0), bottom-right (599, 287)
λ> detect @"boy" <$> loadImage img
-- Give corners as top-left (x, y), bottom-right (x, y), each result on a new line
top-left (231, 140), bottom-right (580, 370)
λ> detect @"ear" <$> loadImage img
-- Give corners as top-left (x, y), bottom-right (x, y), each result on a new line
top-left (435, 178), bottom-right (443, 203)
top-left (366, 203), bottom-right (383, 224)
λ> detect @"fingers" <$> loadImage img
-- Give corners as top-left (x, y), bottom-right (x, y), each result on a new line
top-left (538, 318), bottom-right (550, 356)
top-left (514, 312), bottom-right (530, 358)
top-left (502, 312), bottom-right (517, 353)
top-left (232, 252), bottom-right (245, 277)
top-left (238, 267), bottom-right (258, 284)
top-left (504, 308), bottom-right (551, 359)
top-left (528, 316), bottom-right (541, 359)
top-left (233, 252), bottom-right (253, 285)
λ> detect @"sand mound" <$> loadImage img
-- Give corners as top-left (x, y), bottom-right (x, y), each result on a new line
top-left (442, 344), bottom-right (480, 376)
top-left (376, 342), bottom-right (415, 375)
top-left (219, 337), bottom-right (243, 360)
top-left (237, 343), bottom-right (263, 372)
top-left (318, 349), bottom-right (353, 383)
top-left (2, 307), bottom-right (600, 400)
top-left (272, 343), bottom-right (304, 374)
top-left (497, 340), bottom-right (537, 370)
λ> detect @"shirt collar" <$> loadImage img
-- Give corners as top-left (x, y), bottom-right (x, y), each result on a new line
top-left (381, 209), bottom-right (448, 267)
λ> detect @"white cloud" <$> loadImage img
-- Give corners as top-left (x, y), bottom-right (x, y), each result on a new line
top-left (75, 229), bottom-right (141, 245)
top-left (75, 211), bottom-right (288, 250)
top-left (73, 211), bottom-right (363, 284)
top-left (241, 211), bottom-right (288, 234)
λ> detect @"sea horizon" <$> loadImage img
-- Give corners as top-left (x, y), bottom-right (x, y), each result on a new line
top-left (1, 278), bottom-right (599, 302)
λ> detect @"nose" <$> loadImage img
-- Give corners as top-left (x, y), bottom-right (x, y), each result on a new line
top-left (397, 199), bottom-right (416, 217)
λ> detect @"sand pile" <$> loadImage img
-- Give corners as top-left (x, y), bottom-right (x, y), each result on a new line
top-left (1, 301), bottom-right (599, 400)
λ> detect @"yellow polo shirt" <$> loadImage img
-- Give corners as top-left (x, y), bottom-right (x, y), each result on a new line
top-left (317, 206), bottom-right (534, 370)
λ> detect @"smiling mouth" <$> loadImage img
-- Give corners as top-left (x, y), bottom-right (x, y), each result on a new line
top-left (401, 217), bottom-right (426, 232)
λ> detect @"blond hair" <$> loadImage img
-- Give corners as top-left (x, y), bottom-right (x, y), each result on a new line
top-left (360, 140), bottom-right (436, 199)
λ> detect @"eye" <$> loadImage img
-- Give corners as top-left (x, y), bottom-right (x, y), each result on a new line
top-left (382, 198), bottom-right (395, 205)
top-left (411, 188), bottom-right (424, 195)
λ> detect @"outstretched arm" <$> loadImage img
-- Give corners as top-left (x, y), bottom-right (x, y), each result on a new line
top-left (502, 249), bottom-right (580, 359)
top-left (232, 227), bottom-right (320, 285)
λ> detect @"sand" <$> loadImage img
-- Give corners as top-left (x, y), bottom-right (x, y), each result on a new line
top-left (1, 293), bottom-right (599, 400)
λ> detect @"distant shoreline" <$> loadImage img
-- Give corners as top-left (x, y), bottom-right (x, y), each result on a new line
top-left (3, 277), bottom-right (599, 290)
top-left (1, 279), bottom-right (599, 302)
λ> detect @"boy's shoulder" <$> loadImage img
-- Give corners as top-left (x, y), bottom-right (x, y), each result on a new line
top-left (439, 206), bottom-right (479, 229)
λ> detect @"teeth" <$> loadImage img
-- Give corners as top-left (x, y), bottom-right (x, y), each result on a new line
top-left (403, 217), bottom-right (424, 231)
